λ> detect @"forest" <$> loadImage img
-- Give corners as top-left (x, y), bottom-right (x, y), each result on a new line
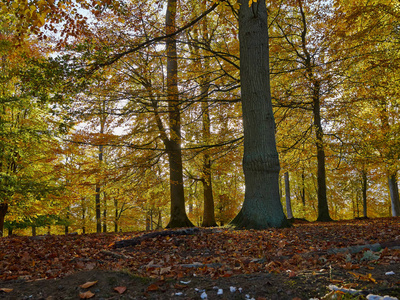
top-left (0, 0), bottom-right (400, 236)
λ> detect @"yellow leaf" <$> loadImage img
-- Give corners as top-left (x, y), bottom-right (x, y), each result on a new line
top-left (79, 281), bottom-right (98, 289)
top-left (248, 0), bottom-right (257, 7)
top-left (0, 288), bottom-right (13, 293)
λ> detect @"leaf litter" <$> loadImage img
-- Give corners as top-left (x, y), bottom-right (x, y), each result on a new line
top-left (0, 218), bottom-right (400, 299)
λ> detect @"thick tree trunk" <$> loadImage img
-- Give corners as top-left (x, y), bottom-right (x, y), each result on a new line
top-left (0, 203), bottom-right (8, 237)
top-left (284, 172), bottom-right (293, 219)
top-left (230, 0), bottom-right (289, 229)
top-left (165, 0), bottom-right (193, 228)
top-left (388, 172), bottom-right (400, 217)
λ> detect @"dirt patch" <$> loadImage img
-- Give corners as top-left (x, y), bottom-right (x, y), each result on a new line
top-left (1, 263), bottom-right (400, 299)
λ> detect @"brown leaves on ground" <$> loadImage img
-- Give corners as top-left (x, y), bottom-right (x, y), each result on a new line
top-left (0, 217), bottom-right (400, 282)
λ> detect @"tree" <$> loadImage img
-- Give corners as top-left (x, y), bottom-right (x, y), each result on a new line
top-left (230, 0), bottom-right (289, 229)
top-left (164, 0), bottom-right (194, 228)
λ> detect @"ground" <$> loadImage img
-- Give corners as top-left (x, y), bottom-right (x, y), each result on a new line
top-left (1, 218), bottom-right (400, 299)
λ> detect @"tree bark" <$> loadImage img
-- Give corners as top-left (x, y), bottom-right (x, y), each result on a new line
top-left (230, 0), bottom-right (289, 229)
top-left (362, 169), bottom-right (368, 218)
top-left (388, 172), bottom-right (400, 217)
top-left (295, 0), bottom-right (331, 222)
top-left (284, 171), bottom-right (293, 219)
top-left (313, 80), bottom-right (331, 221)
top-left (0, 203), bottom-right (8, 237)
top-left (165, 0), bottom-right (193, 228)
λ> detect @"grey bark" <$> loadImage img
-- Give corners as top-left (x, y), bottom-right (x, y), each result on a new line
top-left (230, 0), bottom-right (289, 229)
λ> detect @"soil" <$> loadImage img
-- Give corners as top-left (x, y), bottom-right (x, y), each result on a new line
top-left (0, 263), bottom-right (400, 300)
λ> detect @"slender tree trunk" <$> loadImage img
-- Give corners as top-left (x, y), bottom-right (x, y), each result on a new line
top-left (0, 203), bottom-right (8, 237)
top-left (230, 0), bottom-right (289, 229)
top-left (202, 153), bottom-right (217, 226)
top-left (295, 0), bottom-right (331, 222)
top-left (301, 169), bottom-right (306, 206)
top-left (65, 206), bottom-right (70, 235)
top-left (95, 183), bottom-right (102, 232)
top-left (284, 172), bottom-right (293, 219)
top-left (81, 198), bottom-right (86, 234)
top-left (165, 0), bottom-right (193, 228)
top-left (200, 79), bottom-right (217, 227)
top-left (313, 81), bottom-right (331, 221)
top-left (388, 172), bottom-right (400, 216)
top-left (157, 209), bottom-right (162, 229)
top-left (362, 169), bottom-right (368, 218)
top-left (114, 198), bottom-right (118, 232)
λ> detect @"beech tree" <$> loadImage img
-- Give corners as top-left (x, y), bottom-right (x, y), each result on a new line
top-left (230, 0), bottom-right (289, 229)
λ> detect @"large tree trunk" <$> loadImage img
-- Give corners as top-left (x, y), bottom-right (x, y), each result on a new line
top-left (165, 0), bottom-right (193, 228)
top-left (230, 0), bottom-right (289, 229)
top-left (0, 203), bottom-right (8, 237)
top-left (388, 172), bottom-right (400, 217)
top-left (284, 171), bottom-right (293, 219)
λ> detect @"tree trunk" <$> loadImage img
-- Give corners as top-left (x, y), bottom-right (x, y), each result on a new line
top-left (114, 198), bottom-right (118, 232)
top-left (200, 79), bottom-right (217, 227)
top-left (0, 203), bottom-right (8, 237)
top-left (157, 209), bottom-right (162, 229)
top-left (230, 0), bottom-right (289, 229)
top-left (95, 183), bottom-right (102, 233)
top-left (284, 172), bottom-right (293, 219)
top-left (165, 0), bottom-right (193, 228)
top-left (313, 81), bottom-right (332, 222)
top-left (202, 153), bottom-right (217, 226)
top-left (388, 172), bottom-right (400, 216)
top-left (362, 169), bottom-right (368, 218)
top-left (301, 169), bottom-right (306, 206)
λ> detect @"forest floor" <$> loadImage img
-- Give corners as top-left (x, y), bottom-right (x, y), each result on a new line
top-left (0, 218), bottom-right (400, 299)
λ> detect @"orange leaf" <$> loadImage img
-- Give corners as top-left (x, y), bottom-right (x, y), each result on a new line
top-left (114, 286), bottom-right (127, 294)
top-left (147, 284), bottom-right (159, 291)
top-left (79, 281), bottom-right (98, 289)
top-left (0, 288), bottom-right (13, 293)
top-left (79, 290), bottom-right (95, 299)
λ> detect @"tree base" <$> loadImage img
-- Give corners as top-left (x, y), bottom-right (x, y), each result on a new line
top-left (166, 216), bottom-right (194, 229)
top-left (229, 209), bottom-right (291, 230)
top-left (316, 215), bottom-right (334, 222)
top-left (201, 221), bottom-right (218, 227)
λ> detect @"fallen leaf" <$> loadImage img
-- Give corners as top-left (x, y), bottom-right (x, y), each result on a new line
top-left (79, 281), bottom-right (98, 289)
top-left (79, 290), bottom-right (95, 299)
top-left (0, 288), bottom-right (13, 293)
top-left (147, 284), bottom-right (159, 291)
top-left (174, 283), bottom-right (187, 290)
top-left (114, 286), bottom-right (127, 294)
